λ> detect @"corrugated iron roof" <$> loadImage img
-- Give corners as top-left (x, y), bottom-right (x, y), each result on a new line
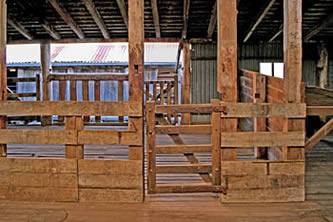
top-left (7, 43), bottom-right (179, 65)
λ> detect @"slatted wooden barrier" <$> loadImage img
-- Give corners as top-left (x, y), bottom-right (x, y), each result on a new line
top-left (47, 73), bottom-right (128, 125)
top-left (7, 75), bottom-right (41, 124)
top-left (146, 100), bottom-right (306, 199)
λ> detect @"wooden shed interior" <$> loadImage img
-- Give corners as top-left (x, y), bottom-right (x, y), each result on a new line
top-left (1, 0), bottom-right (333, 221)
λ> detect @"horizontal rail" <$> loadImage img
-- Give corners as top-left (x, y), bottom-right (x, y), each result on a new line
top-left (0, 101), bottom-right (142, 117)
top-left (155, 125), bottom-right (211, 134)
top-left (8, 93), bottom-right (37, 98)
top-left (0, 130), bottom-right (77, 145)
top-left (0, 129), bottom-right (141, 146)
top-left (78, 130), bottom-right (141, 146)
top-left (307, 106), bottom-right (333, 116)
top-left (155, 103), bottom-right (306, 118)
top-left (221, 131), bottom-right (305, 147)
top-left (220, 103), bottom-right (306, 118)
top-left (155, 144), bottom-right (212, 154)
top-left (47, 74), bottom-right (128, 81)
top-left (155, 183), bottom-right (225, 193)
top-left (156, 164), bottom-right (212, 174)
top-left (7, 77), bottom-right (37, 83)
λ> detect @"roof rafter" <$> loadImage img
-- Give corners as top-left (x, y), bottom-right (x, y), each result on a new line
top-left (268, 24), bottom-right (283, 42)
top-left (7, 17), bottom-right (33, 40)
top-left (304, 13), bottom-right (333, 42)
top-left (207, 1), bottom-right (217, 39)
top-left (243, 0), bottom-right (276, 43)
top-left (47, 0), bottom-right (85, 39)
top-left (151, 0), bottom-right (161, 38)
top-left (182, 0), bottom-right (190, 39)
top-left (115, 0), bottom-right (128, 28)
top-left (82, 0), bottom-right (110, 39)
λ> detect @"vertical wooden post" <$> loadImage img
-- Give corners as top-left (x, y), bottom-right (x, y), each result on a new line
top-left (65, 116), bottom-right (84, 159)
top-left (317, 42), bottom-right (328, 89)
top-left (118, 80), bottom-right (124, 122)
top-left (211, 99), bottom-right (221, 185)
top-left (36, 74), bottom-right (41, 101)
top-left (181, 41), bottom-right (191, 125)
top-left (128, 0), bottom-right (144, 162)
top-left (283, 0), bottom-right (304, 160)
top-left (217, 0), bottom-right (238, 160)
top-left (95, 81), bottom-right (101, 122)
top-left (174, 75), bottom-right (179, 124)
top-left (82, 80), bottom-right (90, 122)
top-left (254, 74), bottom-right (267, 159)
top-left (0, 0), bottom-right (7, 157)
top-left (58, 80), bottom-right (66, 122)
top-left (160, 81), bottom-right (164, 105)
top-left (40, 43), bottom-right (52, 126)
top-left (146, 101), bottom-right (156, 193)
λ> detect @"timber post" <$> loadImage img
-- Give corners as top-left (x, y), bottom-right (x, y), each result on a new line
top-left (40, 43), bottom-right (52, 126)
top-left (182, 40), bottom-right (191, 125)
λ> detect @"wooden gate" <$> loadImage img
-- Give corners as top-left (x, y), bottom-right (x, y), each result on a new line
top-left (146, 100), bottom-right (306, 194)
top-left (146, 101), bottom-right (225, 194)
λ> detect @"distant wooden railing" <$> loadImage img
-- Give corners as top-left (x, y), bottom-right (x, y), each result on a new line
top-left (47, 73), bottom-right (128, 125)
top-left (0, 101), bottom-right (142, 158)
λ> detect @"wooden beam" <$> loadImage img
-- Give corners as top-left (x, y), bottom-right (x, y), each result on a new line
top-left (156, 125), bottom-right (211, 134)
top-left (151, 0), bottom-right (161, 38)
top-left (8, 37), bottom-right (180, 45)
top-left (181, 41), bottom-right (191, 124)
top-left (155, 144), bottom-right (212, 154)
top-left (47, 0), bottom-right (85, 39)
top-left (115, 0), bottom-right (128, 28)
top-left (218, 0), bottom-right (238, 160)
top-left (243, 0), bottom-right (275, 43)
top-left (221, 132), bottom-right (305, 147)
top-left (155, 183), bottom-right (224, 193)
top-left (304, 13), bottom-right (333, 42)
top-left (283, 0), bottom-right (304, 160)
top-left (317, 42), bottom-right (328, 88)
top-left (0, 0), bottom-right (6, 157)
top-left (48, 74), bottom-right (128, 81)
top-left (307, 106), bottom-right (333, 116)
top-left (156, 164), bottom-right (212, 174)
top-left (40, 43), bottom-right (51, 126)
top-left (268, 25), bottom-right (283, 42)
top-left (128, 0), bottom-right (144, 162)
top-left (305, 118), bottom-right (333, 152)
top-left (7, 17), bottom-right (33, 40)
top-left (207, 1), bottom-right (217, 39)
top-left (182, 0), bottom-right (190, 39)
top-left (0, 101), bottom-right (142, 116)
top-left (82, 0), bottom-right (110, 39)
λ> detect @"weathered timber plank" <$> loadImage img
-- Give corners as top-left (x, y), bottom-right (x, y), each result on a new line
top-left (221, 187), bottom-right (304, 203)
top-left (307, 106), bottom-right (333, 116)
top-left (78, 159), bottom-right (142, 176)
top-left (78, 130), bottom-right (141, 146)
top-left (0, 101), bottom-right (142, 116)
top-left (0, 129), bottom-right (77, 144)
top-left (221, 132), bottom-right (305, 147)
top-left (156, 164), bottom-right (212, 174)
top-left (155, 144), bottom-right (212, 154)
top-left (156, 125), bottom-right (211, 134)
top-left (0, 158), bottom-right (77, 173)
top-left (269, 162), bottom-right (305, 175)
top-left (79, 189), bottom-right (143, 203)
top-left (155, 183), bottom-right (224, 193)
top-left (227, 175), bottom-right (304, 189)
top-left (219, 103), bottom-right (306, 118)
top-left (146, 101), bottom-right (156, 193)
top-left (0, 187), bottom-right (78, 202)
top-left (79, 174), bottom-right (142, 189)
top-left (48, 74), bottom-right (128, 81)
top-left (221, 161), bottom-right (267, 176)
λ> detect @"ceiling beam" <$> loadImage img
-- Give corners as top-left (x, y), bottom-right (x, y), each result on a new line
top-left (268, 24), bottom-right (283, 42)
top-left (115, 0), bottom-right (128, 28)
top-left (243, 0), bottom-right (276, 43)
top-left (182, 0), bottom-right (190, 39)
top-left (207, 1), bottom-right (217, 39)
top-left (12, 0), bottom-right (61, 40)
top-left (304, 13), bottom-right (333, 42)
top-left (7, 17), bottom-right (33, 40)
top-left (151, 0), bottom-right (161, 38)
top-left (82, 0), bottom-right (110, 39)
top-left (47, 0), bottom-right (85, 39)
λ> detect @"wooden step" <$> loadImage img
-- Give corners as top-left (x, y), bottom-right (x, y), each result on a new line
top-left (155, 183), bottom-right (225, 194)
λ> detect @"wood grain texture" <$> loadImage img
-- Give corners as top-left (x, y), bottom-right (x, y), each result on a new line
top-left (0, 0), bottom-right (6, 157)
